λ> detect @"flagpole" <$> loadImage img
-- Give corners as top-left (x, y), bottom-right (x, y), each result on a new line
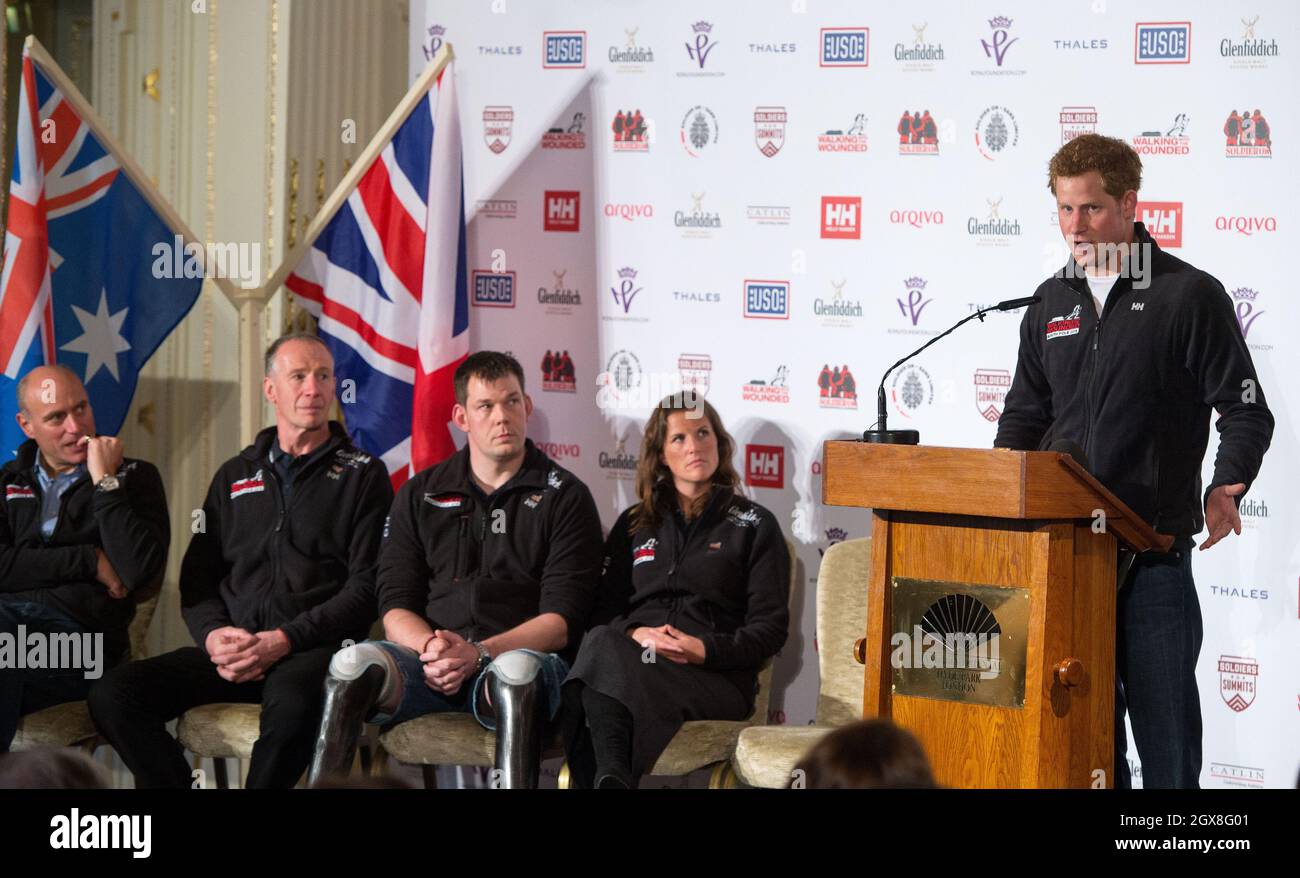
top-left (22, 36), bottom-right (240, 306)
top-left (260, 42), bottom-right (457, 298)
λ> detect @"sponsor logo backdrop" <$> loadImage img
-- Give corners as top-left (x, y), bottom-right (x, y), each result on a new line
top-left (411, 0), bottom-right (1298, 787)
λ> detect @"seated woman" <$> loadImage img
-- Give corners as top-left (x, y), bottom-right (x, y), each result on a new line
top-left (562, 394), bottom-right (791, 788)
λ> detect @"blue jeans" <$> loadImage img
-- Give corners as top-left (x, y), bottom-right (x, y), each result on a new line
top-left (1114, 539), bottom-right (1202, 789)
top-left (0, 600), bottom-right (98, 752)
top-left (365, 641), bottom-right (568, 731)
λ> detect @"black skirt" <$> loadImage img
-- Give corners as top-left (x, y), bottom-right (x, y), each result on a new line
top-left (563, 624), bottom-right (755, 777)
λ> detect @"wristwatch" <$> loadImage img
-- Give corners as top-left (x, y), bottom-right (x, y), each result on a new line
top-left (470, 640), bottom-right (491, 675)
top-left (95, 474), bottom-right (121, 493)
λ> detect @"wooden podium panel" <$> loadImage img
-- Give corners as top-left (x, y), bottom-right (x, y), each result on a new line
top-left (824, 441), bottom-right (1169, 789)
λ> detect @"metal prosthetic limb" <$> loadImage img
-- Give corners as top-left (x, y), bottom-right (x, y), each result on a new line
top-left (485, 650), bottom-right (547, 789)
top-left (308, 643), bottom-right (401, 785)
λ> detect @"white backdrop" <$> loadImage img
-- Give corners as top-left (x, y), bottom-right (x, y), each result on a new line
top-left (410, 0), bottom-right (1297, 787)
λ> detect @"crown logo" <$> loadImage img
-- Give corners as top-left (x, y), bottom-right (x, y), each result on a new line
top-left (988, 16), bottom-right (1013, 29)
top-left (826, 527), bottom-right (848, 542)
top-left (428, 24), bottom-right (446, 36)
top-left (1231, 287), bottom-right (1259, 301)
top-left (617, 267), bottom-right (639, 280)
top-left (692, 21), bottom-right (714, 34)
top-left (904, 276), bottom-right (928, 291)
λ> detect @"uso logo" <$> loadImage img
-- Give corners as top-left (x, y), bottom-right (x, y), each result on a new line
top-left (1135, 22), bottom-right (1191, 64)
top-left (744, 279), bottom-right (790, 319)
top-left (472, 271), bottom-right (516, 307)
top-left (820, 27), bottom-right (869, 67)
top-left (543, 31), bottom-right (587, 68)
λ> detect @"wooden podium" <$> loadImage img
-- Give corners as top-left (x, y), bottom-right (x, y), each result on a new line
top-left (822, 442), bottom-right (1172, 789)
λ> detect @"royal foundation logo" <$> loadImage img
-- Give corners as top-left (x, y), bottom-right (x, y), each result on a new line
top-left (813, 279), bottom-right (864, 328)
top-left (1135, 22), bottom-right (1191, 64)
top-left (421, 24), bottom-right (446, 61)
top-left (543, 30), bottom-right (587, 69)
top-left (890, 364), bottom-right (933, 418)
top-left (541, 350), bottom-right (576, 393)
top-left (975, 105), bottom-right (1019, 160)
top-left (538, 268), bottom-right (581, 313)
top-left (1218, 655), bottom-right (1258, 712)
top-left (897, 110), bottom-right (939, 154)
top-left (745, 444), bottom-right (785, 489)
top-left (609, 26), bottom-right (655, 70)
top-left (1221, 15), bottom-right (1280, 69)
top-left (817, 114), bottom-right (869, 153)
top-left (611, 109), bottom-right (649, 151)
top-left (890, 277), bottom-right (936, 335)
top-left (607, 266), bottom-right (646, 320)
top-left (681, 105), bottom-right (719, 156)
top-left (1224, 110), bottom-right (1273, 157)
top-left (820, 27), bottom-right (869, 67)
top-left (483, 106), bottom-right (513, 154)
top-left (542, 112), bottom-right (586, 150)
top-left (543, 191), bottom-right (580, 232)
top-left (742, 366), bottom-right (790, 404)
top-left (817, 364), bottom-right (860, 409)
top-left (682, 20), bottom-right (722, 75)
top-left (471, 270), bottom-right (515, 308)
top-left (744, 280), bottom-right (790, 319)
top-left (1137, 201), bottom-right (1183, 248)
top-left (1060, 105), bottom-right (1097, 144)
top-left (675, 192), bottom-right (721, 238)
top-left (974, 369), bottom-right (1011, 422)
top-left (754, 106), bottom-right (787, 157)
top-left (1231, 287), bottom-right (1269, 352)
top-left (1133, 114), bottom-right (1191, 155)
top-left (976, 16), bottom-right (1024, 75)
top-left (820, 196), bottom-right (861, 239)
top-left (818, 527), bottom-right (849, 557)
top-left (895, 22), bottom-right (944, 71)
top-left (967, 196), bottom-right (1021, 246)
top-left (678, 353), bottom-right (712, 397)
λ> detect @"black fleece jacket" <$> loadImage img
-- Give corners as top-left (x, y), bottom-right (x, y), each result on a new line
top-left (180, 422), bottom-right (392, 653)
top-left (1, 440), bottom-right (169, 657)
top-left (376, 439), bottom-right (604, 663)
top-left (593, 487), bottom-right (791, 672)
top-left (995, 221), bottom-right (1273, 537)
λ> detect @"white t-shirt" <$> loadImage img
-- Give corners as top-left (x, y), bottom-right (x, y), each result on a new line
top-left (1087, 272), bottom-right (1121, 317)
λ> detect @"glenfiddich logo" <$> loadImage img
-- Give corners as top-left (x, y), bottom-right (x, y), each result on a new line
top-left (1221, 15), bottom-right (1280, 69)
top-left (610, 26), bottom-right (655, 69)
top-left (895, 22), bottom-right (944, 71)
top-left (813, 278), bottom-right (863, 327)
top-left (968, 196), bottom-right (1021, 246)
top-left (538, 268), bottom-right (581, 310)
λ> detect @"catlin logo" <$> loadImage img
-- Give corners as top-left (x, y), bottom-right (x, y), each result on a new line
top-left (820, 196), bottom-right (861, 239)
top-left (1137, 201), bottom-right (1183, 248)
top-left (745, 444), bottom-right (785, 489)
top-left (544, 191), bottom-right (581, 232)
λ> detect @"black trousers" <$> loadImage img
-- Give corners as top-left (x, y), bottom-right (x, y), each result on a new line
top-left (88, 645), bottom-right (334, 789)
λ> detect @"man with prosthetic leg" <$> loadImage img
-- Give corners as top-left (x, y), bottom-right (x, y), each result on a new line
top-left (309, 352), bottom-right (603, 788)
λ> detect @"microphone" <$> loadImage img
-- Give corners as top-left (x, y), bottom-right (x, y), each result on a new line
top-left (1048, 439), bottom-right (1090, 472)
top-left (864, 295), bottom-right (1041, 444)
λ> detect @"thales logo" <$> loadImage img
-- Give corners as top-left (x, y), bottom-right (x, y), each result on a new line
top-left (1137, 201), bottom-right (1183, 248)
top-left (471, 270), bottom-right (515, 308)
top-left (543, 31), bottom-right (587, 68)
top-left (1134, 22), bottom-right (1191, 64)
top-left (820, 27), bottom-right (869, 67)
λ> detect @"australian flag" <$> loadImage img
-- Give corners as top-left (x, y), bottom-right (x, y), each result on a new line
top-left (0, 46), bottom-right (203, 460)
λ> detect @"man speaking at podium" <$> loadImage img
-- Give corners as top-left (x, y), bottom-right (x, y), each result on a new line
top-left (994, 134), bottom-right (1273, 789)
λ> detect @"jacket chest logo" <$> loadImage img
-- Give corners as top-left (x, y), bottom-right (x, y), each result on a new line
top-left (633, 538), bottom-right (657, 566)
top-left (523, 492), bottom-right (544, 509)
top-left (423, 492), bottom-right (464, 509)
top-left (230, 470), bottom-right (266, 499)
top-left (1045, 304), bottom-right (1082, 340)
top-left (5, 485), bottom-right (36, 501)
top-left (708, 541), bottom-right (722, 552)
top-left (725, 505), bottom-right (760, 528)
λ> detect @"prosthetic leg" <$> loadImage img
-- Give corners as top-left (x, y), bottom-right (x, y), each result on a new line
top-left (307, 643), bottom-right (402, 786)
top-left (482, 651), bottom-right (548, 789)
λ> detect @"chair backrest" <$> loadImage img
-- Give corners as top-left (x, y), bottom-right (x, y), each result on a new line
top-left (748, 538), bottom-right (799, 722)
top-left (814, 537), bottom-right (872, 726)
top-left (128, 593), bottom-right (160, 661)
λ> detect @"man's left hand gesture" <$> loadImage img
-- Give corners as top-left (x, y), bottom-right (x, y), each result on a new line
top-left (1200, 483), bottom-right (1245, 551)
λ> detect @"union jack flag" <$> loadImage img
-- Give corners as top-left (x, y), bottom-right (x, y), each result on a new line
top-left (0, 46), bottom-right (202, 459)
top-left (286, 63), bottom-right (468, 489)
